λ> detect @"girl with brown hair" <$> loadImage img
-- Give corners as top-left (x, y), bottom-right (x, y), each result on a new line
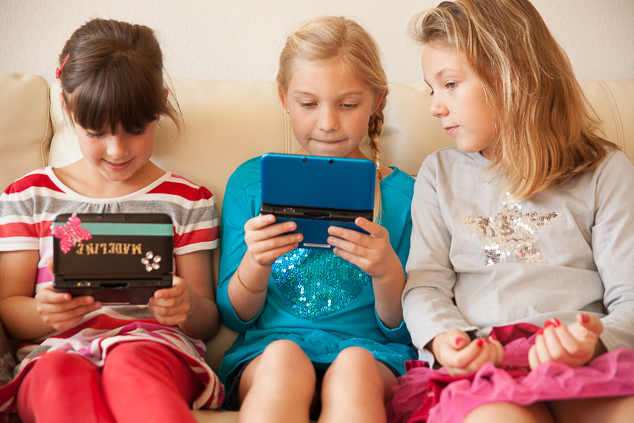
top-left (0, 18), bottom-right (223, 422)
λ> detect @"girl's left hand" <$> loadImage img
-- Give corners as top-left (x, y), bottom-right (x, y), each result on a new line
top-left (528, 313), bottom-right (603, 369)
top-left (147, 275), bottom-right (192, 326)
top-left (327, 217), bottom-right (398, 280)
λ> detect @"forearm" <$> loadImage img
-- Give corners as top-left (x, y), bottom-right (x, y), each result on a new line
top-left (373, 253), bottom-right (406, 329)
top-left (178, 291), bottom-right (220, 341)
top-left (0, 296), bottom-right (55, 340)
top-left (226, 253), bottom-right (270, 322)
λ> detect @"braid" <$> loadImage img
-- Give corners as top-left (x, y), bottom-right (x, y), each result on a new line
top-left (368, 94), bottom-right (387, 220)
top-left (368, 95), bottom-right (387, 177)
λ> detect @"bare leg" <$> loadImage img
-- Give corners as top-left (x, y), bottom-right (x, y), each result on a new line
top-left (237, 340), bottom-right (316, 423)
top-left (464, 402), bottom-right (554, 423)
top-left (549, 395), bottom-right (634, 423)
top-left (318, 347), bottom-right (395, 423)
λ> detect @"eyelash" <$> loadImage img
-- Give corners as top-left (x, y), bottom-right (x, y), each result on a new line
top-left (85, 129), bottom-right (147, 138)
top-left (298, 103), bottom-right (358, 109)
top-left (429, 82), bottom-right (457, 96)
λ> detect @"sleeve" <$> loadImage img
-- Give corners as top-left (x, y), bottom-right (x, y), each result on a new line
top-left (375, 178), bottom-right (415, 343)
top-left (173, 184), bottom-right (220, 255)
top-left (0, 179), bottom-right (39, 252)
top-left (216, 167), bottom-right (263, 333)
top-left (402, 157), bottom-right (478, 352)
top-left (591, 151), bottom-right (634, 351)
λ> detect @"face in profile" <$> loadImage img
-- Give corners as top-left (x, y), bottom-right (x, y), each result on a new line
top-left (422, 44), bottom-right (497, 159)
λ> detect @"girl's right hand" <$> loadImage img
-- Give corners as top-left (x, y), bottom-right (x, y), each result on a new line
top-left (244, 214), bottom-right (302, 266)
top-left (35, 286), bottom-right (102, 332)
top-left (433, 328), bottom-right (503, 376)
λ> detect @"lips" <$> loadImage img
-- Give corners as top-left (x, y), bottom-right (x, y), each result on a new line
top-left (443, 126), bottom-right (458, 136)
top-left (311, 138), bottom-right (344, 144)
top-left (104, 159), bottom-right (132, 171)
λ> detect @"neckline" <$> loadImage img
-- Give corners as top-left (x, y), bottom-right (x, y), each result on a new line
top-left (46, 166), bottom-right (172, 203)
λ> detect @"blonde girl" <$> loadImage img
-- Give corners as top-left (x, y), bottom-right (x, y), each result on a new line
top-left (389, 1), bottom-right (634, 422)
top-left (217, 16), bottom-right (417, 423)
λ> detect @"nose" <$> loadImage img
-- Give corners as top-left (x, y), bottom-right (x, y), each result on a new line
top-left (318, 106), bottom-right (339, 133)
top-left (429, 94), bottom-right (448, 118)
top-left (106, 133), bottom-right (129, 159)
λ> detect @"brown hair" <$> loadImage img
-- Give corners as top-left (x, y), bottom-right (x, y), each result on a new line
top-left (58, 18), bottom-right (181, 134)
top-left (410, 0), bottom-right (616, 200)
top-left (277, 16), bottom-right (388, 216)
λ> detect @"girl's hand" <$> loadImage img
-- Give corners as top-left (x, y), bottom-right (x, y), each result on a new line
top-left (327, 217), bottom-right (398, 279)
top-left (433, 329), bottom-right (503, 376)
top-left (528, 313), bottom-right (603, 369)
top-left (244, 214), bottom-right (302, 266)
top-left (148, 275), bottom-right (192, 326)
top-left (35, 286), bottom-right (102, 332)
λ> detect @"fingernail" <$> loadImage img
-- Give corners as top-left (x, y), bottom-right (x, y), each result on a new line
top-left (544, 320), bottom-right (552, 328)
top-left (537, 328), bottom-right (544, 335)
top-left (551, 318), bottom-right (561, 328)
top-left (489, 333), bottom-right (497, 341)
top-left (477, 339), bottom-right (484, 347)
top-left (455, 337), bottom-right (464, 346)
top-left (484, 337), bottom-right (491, 344)
top-left (581, 313), bottom-right (589, 323)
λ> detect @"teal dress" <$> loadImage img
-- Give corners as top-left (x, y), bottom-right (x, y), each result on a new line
top-left (217, 157), bottom-right (417, 387)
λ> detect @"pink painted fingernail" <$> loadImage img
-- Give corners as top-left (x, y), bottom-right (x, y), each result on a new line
top-left (551, 318), bottom-right (561, 328)
top-left (477, 339), bottom-right (484, 347)
top-left (580, 313), bottom-right (589, 323)
top-left (455, 337), bottom-right (464, 346)
top-left (489, 333), bottom-right (497, 341)
top-left (537, 328), bottom-right (544, 335)
top-left (544, 320), bottom-right (552, 328)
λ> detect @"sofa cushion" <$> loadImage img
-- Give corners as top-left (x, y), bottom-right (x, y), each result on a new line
top-left (0, 73), bottom-right (51, 191)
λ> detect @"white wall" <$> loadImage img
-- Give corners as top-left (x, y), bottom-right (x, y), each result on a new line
top-left (1, 0), bottom-right (633, 85)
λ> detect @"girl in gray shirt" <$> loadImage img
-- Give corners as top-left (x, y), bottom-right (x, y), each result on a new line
top-left (390, 1), bottom-right (634, 422)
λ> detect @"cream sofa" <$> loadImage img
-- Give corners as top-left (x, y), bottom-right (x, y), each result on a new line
top-left (1, 72), bottom-right (633, 422)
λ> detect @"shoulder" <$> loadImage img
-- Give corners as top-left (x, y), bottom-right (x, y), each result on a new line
top-left (153, 172), bottom-right (214, 203)
top-left (2, 167), bottom-right (59, 195)
top-left (598, 148), bottom-right (633, 172)
top-left (226, 156), bottom-right (262, 191)
top-left (380, 166), bottom-right (415, 205)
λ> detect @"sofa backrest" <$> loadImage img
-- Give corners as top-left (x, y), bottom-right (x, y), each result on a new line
top-left (1, 73), bottom-right (634, 371)
top-left (2, 74), bottom-right (634, 279)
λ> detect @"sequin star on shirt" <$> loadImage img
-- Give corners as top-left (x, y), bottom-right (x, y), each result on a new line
top-left (459, 193), bottom-right (561, 265)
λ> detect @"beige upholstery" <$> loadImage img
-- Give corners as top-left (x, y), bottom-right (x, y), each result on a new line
top-left (1, 73), bottom-right (633, 422)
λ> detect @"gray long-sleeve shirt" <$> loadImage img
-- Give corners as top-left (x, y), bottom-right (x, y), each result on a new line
top-left (403, 146), bottom-right (634, 359)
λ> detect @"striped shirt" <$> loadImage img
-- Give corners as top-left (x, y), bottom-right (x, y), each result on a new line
top-left (0, 166), bottom-right (224, 412)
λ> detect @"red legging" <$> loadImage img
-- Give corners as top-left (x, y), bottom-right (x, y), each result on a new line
top-left (17, 341), bottom-right (204, 423)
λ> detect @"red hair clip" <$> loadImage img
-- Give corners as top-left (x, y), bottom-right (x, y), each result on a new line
top-left (55, 54), bottom-right (70, 79)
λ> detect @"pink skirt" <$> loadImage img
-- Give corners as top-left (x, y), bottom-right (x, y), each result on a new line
top-left (387, 324), bottom-right (634, 423)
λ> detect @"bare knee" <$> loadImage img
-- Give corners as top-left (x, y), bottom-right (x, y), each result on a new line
top-left (549, 395), bottom-right (634, 423)
top-left (241, 340), bottom-right (315, 394)
top-left (464, 402), bottom-right (554, 423)
top-left (257, 340), bottom-right (314, 374)
top-left (330, 347), bottom-right (379, 377)
top-left (326, 347), bottom-right (393, 399)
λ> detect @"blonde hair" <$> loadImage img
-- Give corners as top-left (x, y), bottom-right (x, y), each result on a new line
top-left (277, 16), bottom-right (388, 218)
top-left (410, 0), bottom-right (616, 200)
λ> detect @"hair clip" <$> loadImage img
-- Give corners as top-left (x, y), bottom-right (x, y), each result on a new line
top-left (55, 54), bottom-right (70, 79)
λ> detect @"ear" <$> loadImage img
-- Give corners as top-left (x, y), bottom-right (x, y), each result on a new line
top-left (371, 92), bottom-right (385, 115)
top-left (59, 93), bottom-right (71, 119)
top-left (278, 85), bottom-right (289, 111)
